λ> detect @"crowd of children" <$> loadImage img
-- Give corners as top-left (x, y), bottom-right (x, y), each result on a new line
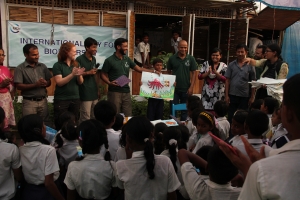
top-left (1, 73), bottom-right (300, 200)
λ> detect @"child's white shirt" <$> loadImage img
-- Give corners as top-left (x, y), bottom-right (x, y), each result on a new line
top-left (64, 153), bottom-right (116, 199)
top-left (114, 147), bottom-right (127, 162)
top-left (138, 41), bottom-right (150, 63)
top-left (19, 141), bottom-right (59, 185)
top-left (57, 135), bottom-right (79, 167)
top-left (235, 138), bottom-right (273, 158)
top-left (229, 134), bottom-right (248, 147)
top-left (161, 149), bottom-right (189, 199)
top-left (192, 133), bottom-right (214, 154)
top-left (181, 162), bottom-right (241, 200)
top-left (216, 117), bottom-right (230, 140)
top-left (0, 140), bottom-right (21, 200)
top-left (116, 151), bottom-right (181, 200)
top-left (270, 123), bottom-right (288, 143)
top-left (104, 128), bottom-right (121, 161)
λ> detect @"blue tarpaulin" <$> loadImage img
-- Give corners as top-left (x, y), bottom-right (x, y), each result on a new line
top-left (282, 21), bottom-right (300, 78)
top-left (253, 0), bottom-right (300, 10)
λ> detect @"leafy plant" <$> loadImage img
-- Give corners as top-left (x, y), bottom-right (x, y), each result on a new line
top-left (150, 51), bottom-right (173, 69)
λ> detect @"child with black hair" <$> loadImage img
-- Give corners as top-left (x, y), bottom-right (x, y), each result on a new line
top-left (236, 110), bottom-right (272, 158)
top-left (18, 114), bottom-right (64, 200)
top-left (177, 124), bottom-right (190, 150)
top-left (115, 124), bottom-right (133, 162)
top-left (192, 111), bottom-right (219, 154)
top-left (186, 96), bottom-right (204, 136)
top-left (147, 58), bottom-right (164, 121)
top-left (250, 99), bottom-right (263, 110)
top-left (0, 107), bottom-right (23, 200)
top-left (195, 146), bottom-right (212, 176)
top-left (94, 100), bottom-right (120, 160)
top-left (260, 97), bottom-right (280, 137)
top-left (153, 122), bottom-right (168, 155)
top-left (112, 113), bottom-right (124, 133)
top-left (228, 110), bottom-right (248, 146)
top-left (269, 108), bottom-right (289, 149)
top-left (214, 100), bottom-right (230, 140)
top-left (178, 146), bottom-right (241, 199)
top-left (115, 116), bottom-right (180, 199)
top-left (54, 120), bottom-right (78, 168)
top-left (51, 111), bottom-right (76, 145)
top-left (64, 119), bottom-right (116, 199)
top-left (187, 108), bottom-right (203, 151)
top-left (160, 126), bottom-right (189, 199)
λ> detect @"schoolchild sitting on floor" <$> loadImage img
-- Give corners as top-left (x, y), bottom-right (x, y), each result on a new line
top-left (64, 120), bottom-right (116, 200)
top-left (228, 110), bottom-right (248, 146)
top-left (94, 100), bottom-right (120, 160)
top-left (192, 111), bottom-right (219, 154)
top-left (260, 97), bottom-right (279, 137)
top-left (214, 100), bottom-right (230, 140)
top-left (269, 108), bottom-right (289, 149)
top-left (115, 116), bottom-right (181, 200)
top-left (0, 107), bottom-right (23, 200)
top-left (161, 126), bottom-right (189, 199)
top-left (18, 114), bottom-right (64, 200)
top-left (153, 122), bottom-right (168, 155)
top-left (235, 110), bottom-right (272, 159)
top-left (188, 108), bottom-right (203, 151)
top-left (178, 146), bottom-right (241, 200)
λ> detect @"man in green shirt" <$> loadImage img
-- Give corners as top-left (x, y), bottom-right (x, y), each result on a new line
top-left (101, 38), bottom-right (159, 116)
top-left (167, 40), bottom-right (197, 121)
top-left (76, 37), bottom-right (99, 123)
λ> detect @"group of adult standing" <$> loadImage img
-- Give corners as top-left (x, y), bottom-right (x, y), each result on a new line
top-left (0, 36), bottom-right (288, 129)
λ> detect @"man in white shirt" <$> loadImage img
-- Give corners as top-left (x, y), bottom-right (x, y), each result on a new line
top-left (94, 100), bottom-right (120, 160)
top-left (171, 30), bottom-right (182, 54)
top-left (219, 73), bottom-right (300, 200)
top-left (138, 33), bottom-right (150, 68)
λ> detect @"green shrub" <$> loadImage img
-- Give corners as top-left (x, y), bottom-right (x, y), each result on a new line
top-left (13, 96), bottom-right (171, 126)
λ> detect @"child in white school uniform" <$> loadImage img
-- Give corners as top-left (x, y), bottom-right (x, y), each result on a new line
top-left (115, 116), bottom-right (181, 200)
top-left (188, 108), bottom-right (204, 151)
top-left (228, 110), bottom-right (248, 146)
top-left (235, 110), bottom-right (272, 158)
top-left (64, 119), bottom-right (116, 200)
top-left (115, 124), bottom-right (133, 162)
top-left (214, 100), bottom-right (230, 140)
top-left (112, 113), bottom-right (124, 134)
top-left (260, 97), bottom-right (280, 137)
top-left (54, 120), bottom-right (78, 168)
top-left (178, 146), bottom-right (241, 200)
top-left (94, 100), bottom-right (120, 161)
top-left (0, 107), bottom-right (23, 200)
top-left (18, 114), bottom-right (64, 200)
top-left (268, 108), bottom-right (289, 149)
top-left (192, 111), bottom-right (219, 154)
top-left (154, 122), bottom-right (168, 155)
top-left (160, 126), bottom-right (190, 199)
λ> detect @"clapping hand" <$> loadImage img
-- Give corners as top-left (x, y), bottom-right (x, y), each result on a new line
top-left (72, 67), bottom-right (85, 76)
top-left (35, 78), bottom-right (47, 87)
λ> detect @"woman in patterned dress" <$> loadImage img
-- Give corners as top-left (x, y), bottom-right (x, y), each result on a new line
top-left (198, 48), bottom-right (227, 111)
top-left (0, 48), bottom-right (16, 130)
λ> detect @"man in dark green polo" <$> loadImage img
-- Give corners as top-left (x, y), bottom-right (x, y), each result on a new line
top-left (76, 37), bottom-right (98, 123)
top-left (167, 40), bottom-right (197, 121)
top-left (14, 44), bottom-right (52, 125)
top-left (101, 38), bottom-right (159, 116)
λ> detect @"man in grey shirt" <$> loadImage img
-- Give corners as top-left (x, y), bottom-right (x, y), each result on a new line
top-left (14, 44), bottom-right (52, 125)
top-left (225, 44), bottom-right (255, 124)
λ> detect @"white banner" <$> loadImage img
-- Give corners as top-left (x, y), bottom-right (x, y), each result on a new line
top-left (7, 21), bottom-right (127, 68)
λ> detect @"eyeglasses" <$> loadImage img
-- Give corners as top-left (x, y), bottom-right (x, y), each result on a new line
top-left (0, 54), bottom-right (5, 57)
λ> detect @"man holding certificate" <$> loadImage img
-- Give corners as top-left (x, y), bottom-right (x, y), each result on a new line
top-left (101, 38), bottom-right (159, 116)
